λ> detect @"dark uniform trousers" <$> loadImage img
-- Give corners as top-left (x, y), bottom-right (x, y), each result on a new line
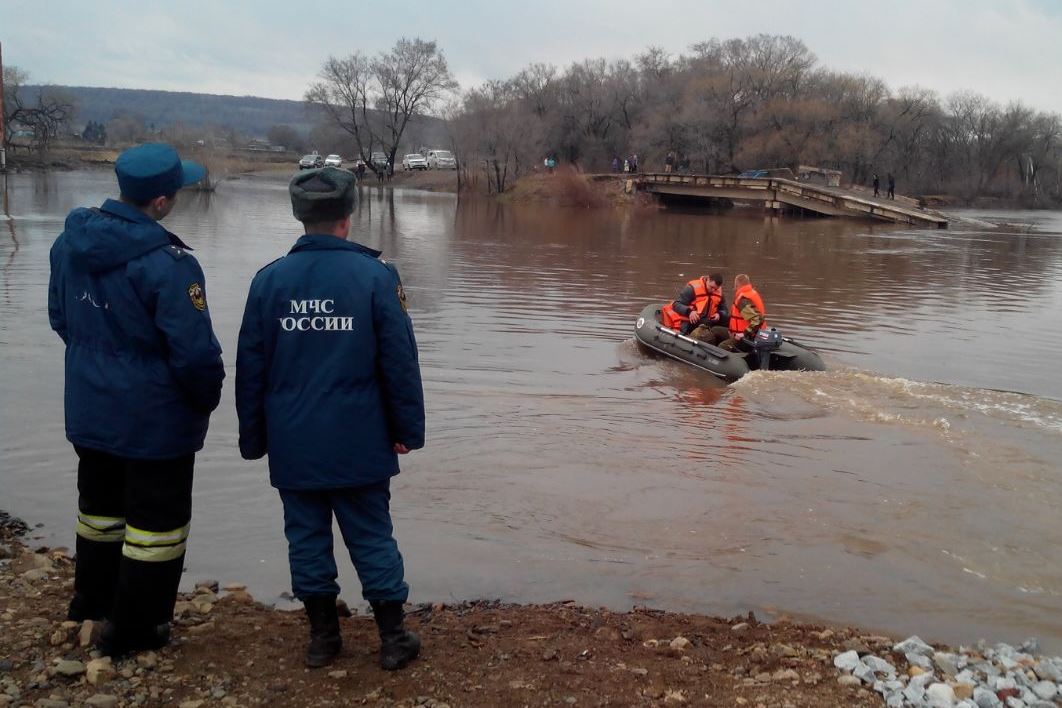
top-left (72, 446), bottom-right (194, 632)
top-left (279, 481), bottom-right (409, 603)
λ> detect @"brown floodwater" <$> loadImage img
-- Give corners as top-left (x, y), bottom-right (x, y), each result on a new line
top-left (2, 171), bottom-right (1060, 651)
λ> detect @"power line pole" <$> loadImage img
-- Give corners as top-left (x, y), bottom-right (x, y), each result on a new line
top-left (0, 40), bottom-right (7, 172)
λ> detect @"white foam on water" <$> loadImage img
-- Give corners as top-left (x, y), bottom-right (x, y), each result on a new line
top-left (733, 368), bottom-right (1062, 436)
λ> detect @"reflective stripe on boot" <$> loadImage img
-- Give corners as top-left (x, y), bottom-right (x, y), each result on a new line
top-left (121, 523), bottom-right (189, 562)
top-left (76, 513), bottom-right (126, 542)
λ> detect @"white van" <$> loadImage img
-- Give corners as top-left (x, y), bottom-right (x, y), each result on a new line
top-left (426, 149), bottom-right (456, 170)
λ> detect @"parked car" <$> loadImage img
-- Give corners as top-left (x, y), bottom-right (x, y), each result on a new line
top-left (324, 154), bottom-right (343, 167)
top-left (426, 149), bottom-right (457, 170)
top-left (402, 153), bottom-right (428, 171)
top-left (370, 151), bottom-right (390, 172)
top-left (298, 153), bottom-right (324, 169)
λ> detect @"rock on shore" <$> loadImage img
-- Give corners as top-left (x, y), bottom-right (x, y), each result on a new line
top-left (833, 634), bottom-right (1061, 707)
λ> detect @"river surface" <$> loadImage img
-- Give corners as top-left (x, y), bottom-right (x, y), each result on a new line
top-left (2, 171), bottom-right (1061, 652)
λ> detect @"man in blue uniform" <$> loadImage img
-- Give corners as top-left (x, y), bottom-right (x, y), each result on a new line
top-left (235, 167), bottom-right (425, 670)
top-left (48, 143), bottom-right (225, 656)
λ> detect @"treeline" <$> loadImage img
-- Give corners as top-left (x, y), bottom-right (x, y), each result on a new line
top-left (449, 35), bottom-right (1062, 204)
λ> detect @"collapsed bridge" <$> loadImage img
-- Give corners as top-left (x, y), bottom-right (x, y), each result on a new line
top-left (627, 173), bottom-right (949, 228)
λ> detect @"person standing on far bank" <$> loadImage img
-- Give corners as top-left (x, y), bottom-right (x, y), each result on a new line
top-left (872, 173), bottom-right (880, 197)
top-left (887, 173), bottom-right (896, 200)
top-left (235, 167), bottom-right (425, 670)
top-left (47, 143), bottom-right (224, 657)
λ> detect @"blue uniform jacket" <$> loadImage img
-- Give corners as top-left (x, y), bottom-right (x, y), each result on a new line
top-left (235, 234), bottom-right (425, 490)
top-left (48, 199), bottom-right (225, 459)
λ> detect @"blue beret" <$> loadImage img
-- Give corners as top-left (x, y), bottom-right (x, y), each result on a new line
top-left (115, 143), bottom-right (206, 202)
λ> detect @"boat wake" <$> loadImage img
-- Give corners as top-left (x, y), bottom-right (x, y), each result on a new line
top-left (731, 369), bottom-right (1062, 437)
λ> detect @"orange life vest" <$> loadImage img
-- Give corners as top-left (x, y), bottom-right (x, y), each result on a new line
top-left (728, 284), bottom-right (767, 337)
top-left (661, 278), bottom-right (722, 330)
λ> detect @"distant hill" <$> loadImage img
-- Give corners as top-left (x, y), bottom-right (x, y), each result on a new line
top-left (26, 85), bottom-right (315, 137)
top-left (21, 84), bottom-right (450, 155)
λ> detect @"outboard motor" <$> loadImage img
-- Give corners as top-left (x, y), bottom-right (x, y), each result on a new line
top-left (752, 327), bottom-right (783, 370)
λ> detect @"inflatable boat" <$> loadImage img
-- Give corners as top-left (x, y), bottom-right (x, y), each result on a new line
top-left (633, 304), bottom-right (826, 382)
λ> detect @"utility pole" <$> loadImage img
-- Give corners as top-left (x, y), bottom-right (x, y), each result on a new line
top-left (0, 41), bottom-right (7, 172)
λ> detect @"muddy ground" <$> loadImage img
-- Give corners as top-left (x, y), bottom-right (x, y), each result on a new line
top-left (0, 514), bottom-right (909, 708)
top-left (377, 169), bottom-right (458, 193)
top-left (231, 165), bottom-right (458, 194)
top-left (495, 168), bottom-right (655, 208)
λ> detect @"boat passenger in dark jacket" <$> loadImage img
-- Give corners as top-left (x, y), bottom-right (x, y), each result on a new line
top-left (48, 143), bottom-right (224, 657)
top-left (664, 273), bottom-right (729, 341)
top-left (235, 167), bottom-right (425, 671)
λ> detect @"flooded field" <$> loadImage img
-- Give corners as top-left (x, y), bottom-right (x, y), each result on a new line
top-left (2, 171), bottom-right (1060, 651)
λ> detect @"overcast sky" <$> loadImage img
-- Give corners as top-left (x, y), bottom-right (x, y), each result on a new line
top-left (5, 0), bottom-right (1062, 114)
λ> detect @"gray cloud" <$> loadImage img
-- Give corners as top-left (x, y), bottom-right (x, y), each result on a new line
top-left (5, 0), bottom-right (1062, 113)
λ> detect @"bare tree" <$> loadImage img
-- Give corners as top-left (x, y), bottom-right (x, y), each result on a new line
top-left (305, 53), bottom-right (381, 170)
top-left (451, 82), bottom-right (524, 194)
top-left (1, 65), bottom-right (28, 144)
top-left (880, 86), bottom-right (940, 183)
top-left (306, 38), bottom-right (457, 176)
top-left (636, 47), bottom-right (672, 81)
top-left (2, 67), bottom-right (76, 152)
top-left (558, 59), bottom-right (614, 164)
top-left (374, 38), bottom-right (458, 171)
top-left (1023, 112), bottom-right (1062, 199)
top-left (511, 63), bottom-right (559, 118)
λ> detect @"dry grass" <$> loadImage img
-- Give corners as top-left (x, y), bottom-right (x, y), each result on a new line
top-left (497, 167), bottom-right (616, 207)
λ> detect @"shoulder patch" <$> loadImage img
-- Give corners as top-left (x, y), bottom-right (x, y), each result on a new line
top-left (163, 244), bottom-right (188, 260)
top-left (188, 282), bottom-right (207, 311)
top-left (380, 259), bottom-right (408, 311)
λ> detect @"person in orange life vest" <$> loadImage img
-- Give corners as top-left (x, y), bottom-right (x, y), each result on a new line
top-left (692, 274), bottom-right (739, 346)
top-left (719, 273), bottom-right (767, 351)
top-left (660, 273), bottom-right (727, 337)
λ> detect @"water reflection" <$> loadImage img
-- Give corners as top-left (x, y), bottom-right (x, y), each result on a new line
top-left (2, 175), bottom-right (19, 274)
top-left (1, 171), bottom-right (1060, 652)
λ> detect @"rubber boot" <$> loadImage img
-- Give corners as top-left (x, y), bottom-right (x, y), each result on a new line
top-left (96, 620), bottom-right (171, 658)
top-left (370, 600), bottom-right (420, 671)
top-left (69, 535), bottom-right (123, 621)
top-left (67, 592), bottom-right (101, 622)
top-left (303, 595), bottom-right (342, 668)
